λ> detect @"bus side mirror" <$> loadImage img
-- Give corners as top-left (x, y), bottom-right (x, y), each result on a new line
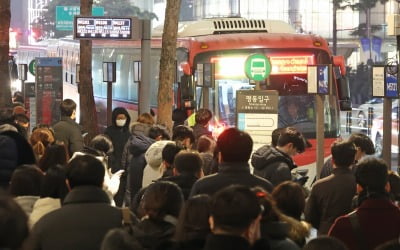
top-left (180, 75), bottom-right (196, 109)
top-left (337, 77), bottom-right (352, 111)
top-left (333, 55), bottom-right (346, 75)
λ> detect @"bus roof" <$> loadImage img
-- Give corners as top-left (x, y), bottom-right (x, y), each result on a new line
top-left (153, 18), bottom-right (296, 37)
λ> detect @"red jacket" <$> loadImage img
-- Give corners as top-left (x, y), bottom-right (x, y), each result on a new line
top-left (328, 198), bottom-right (400, 250)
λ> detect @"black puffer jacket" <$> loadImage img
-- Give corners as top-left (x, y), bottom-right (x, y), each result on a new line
top-left (251, 145), bottom-right (296, 186)
top-left (0, 124), bottom-right (36, 189)
top-left (132, 218), bottom-right (176, 250)
top-left (104, 107), bottom-right (131, 172)
top-left (123, 134), bottom-right (155, 206)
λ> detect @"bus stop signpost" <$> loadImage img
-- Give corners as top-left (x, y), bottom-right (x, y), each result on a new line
top-left (307, 65), bottom-right (332, 179)
top-left (244, 54), bottom-right (271, 90)
top-left (236, 90), bottom-right (279, 151)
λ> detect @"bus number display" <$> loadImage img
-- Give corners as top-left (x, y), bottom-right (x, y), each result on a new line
top-left (74, 16), bottom-right (137, 40)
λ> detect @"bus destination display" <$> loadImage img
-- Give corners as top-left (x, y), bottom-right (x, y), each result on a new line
top-left (74, 16), bottom-right (133, 39)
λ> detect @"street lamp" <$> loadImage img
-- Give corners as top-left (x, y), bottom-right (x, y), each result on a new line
top-left (18, 64), bottom-right (27, 95)
top-left (103, 62), bottom-right (116, 126)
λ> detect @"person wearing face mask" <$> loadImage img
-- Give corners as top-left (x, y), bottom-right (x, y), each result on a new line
top-left (53, 99), bottom-right (84, 158)
top-left (104, 107), bottom-right (131, 206)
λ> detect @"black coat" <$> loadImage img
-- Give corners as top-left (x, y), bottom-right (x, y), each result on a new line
top-left (132, 218), bottom-right (176, 250)
top-left (161, 174), bottom-right (199, 200)
top-left (189, 162), bottom-right (273, 197)
top-left (0, 124), bottom-right (36, 189)
top-left (251, 145), bottom-right (296, 186)
top-left (30, 186), bottom-right (127, 250)
top-left (122, 134), bottom-right (155, 206)
top-left (104, 107), bottom-right (131, 172)
top-left (203, 234), bottom-right (251, 250)
top-left (53, 116), bottom-right (84, 157)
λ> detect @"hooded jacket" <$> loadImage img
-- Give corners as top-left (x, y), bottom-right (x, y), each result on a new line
top-left (124, 134), bottom-right (155, 205)
top-left (251, 145), bottom-right (296, 186)
top-left (142, 140), bottom-right (173, 188)
top-left (104, 107), bottom-right (131, 172)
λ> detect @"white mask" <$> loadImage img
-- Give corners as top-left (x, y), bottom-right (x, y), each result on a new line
top-left (116, 119), bottom-right (126, 127)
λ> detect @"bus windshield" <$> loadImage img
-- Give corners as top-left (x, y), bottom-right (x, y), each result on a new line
top-left (194, 49), bottom-right (340, 139)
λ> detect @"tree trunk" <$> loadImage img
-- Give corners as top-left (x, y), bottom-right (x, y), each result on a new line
top-left (157, 0), bottom-right (181, 131)
top-left (0, 0), bottom-right (12, 107)
top-left (79, 0), bottom-right (98, 142)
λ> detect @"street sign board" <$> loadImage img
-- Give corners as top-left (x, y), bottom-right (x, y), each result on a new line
top-left (244, 54), bottom-right (271, 81)
top-left (35, 57), bottom-right (63, 125)
top-left (56, 6), bottom-right (104, 31)
top-left (74, 16), bottom-right (141, 40)
top-left (236, 90), bottom-right (279, 150)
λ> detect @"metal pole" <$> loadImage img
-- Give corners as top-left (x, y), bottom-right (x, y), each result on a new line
top-left (382, 98), bottom-right (392, 165)
top-left (315, 95), bottom-right (324, 179)
top-left (367, 107), bottom-right (373, 136)
top-left (203, 87), bottom-right (209, 109)
top-left (107, 81), bottom-right (112, 126)
top-left (139, 19), bottom-right (151, 115)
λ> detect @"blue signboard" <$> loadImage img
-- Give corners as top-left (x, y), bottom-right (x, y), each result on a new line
top-left (385, 66), bottom-right (398, 99)
top-left (36, 57), bottom-right (62, 67)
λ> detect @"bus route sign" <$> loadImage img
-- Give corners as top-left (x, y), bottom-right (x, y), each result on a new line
top-left (244, 54), bottom-right (271, 81)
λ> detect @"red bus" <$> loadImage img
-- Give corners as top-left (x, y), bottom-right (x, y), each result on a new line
top-left (17, 18), bottom-right (351, 184)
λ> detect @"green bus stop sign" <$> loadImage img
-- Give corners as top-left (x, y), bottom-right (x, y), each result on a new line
top-left (29, 59), bottom-right (36, 76)
top-left (244, 54), bottom-right (271, 81)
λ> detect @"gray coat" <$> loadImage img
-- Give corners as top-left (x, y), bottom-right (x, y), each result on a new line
top-left (53, 116), bottom-right (84, 157)
top-left (304, 167), bottom-right (356, 235)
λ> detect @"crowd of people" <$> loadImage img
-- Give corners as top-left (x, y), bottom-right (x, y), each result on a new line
top-left (0, 97), bottom-right (400, 250)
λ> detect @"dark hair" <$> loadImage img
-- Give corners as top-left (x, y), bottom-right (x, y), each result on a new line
top-left (172, 125), bottom-right (195, 144)
top-left (197, 135), bottom-right (215, 153)
top-left (348, 132), bottom-right (375, 155)
top-left (195, 109), bottom-right (212, 126)
top-left (12, 91), bottom-right (24, 103)
top-left (303, 236), bottom-right (348, 250)
top-left (388, 171), bottom-right (400, 202)
top-left (38, 143), bottom-right (69, 172)
top-left (14, 114), bottom-right (29, 124)
top-left (355, 157), bottom-right (388, 193)
top-left (211, 185), bottom-right (261, 233)
top-left (174, 194), bottom-right (211, 242)
top-left (66, 155), bottom-right (105, 188)
top-left (174, 151), bottom-right (203, 175)
top-left (142, 181), bottom-right (184, 220)
top-left (331, 140), bottom-right (356, 168)
top-left (277, 127), bottom-right (306, 153)
top-left (0, 107), bottom-right (14, 123)
top-left (162, 143), bottom-right (183, 165)
top-left (101, 228), bottom-right (143, 250)
top-left (172, 109), bottom-right (187, 129)
top-left (9, 165), bottom-right (44, 196)
top-left (0, 192), bottom-right (29, 250)
top-left (60, 99), bottom-right (76, 117)
top-left (217, 128), bottom-right (252, 162)
top-left (40, 164), bottom-right (69, 201)
top-left (148, 125), bottom-right (170, 140)
top-left (89, 134), bottom-right (114, 155)
top-left (271, 181), bottom-right (305, 220)
top-left (271, 128), bottom-right (284, 147)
